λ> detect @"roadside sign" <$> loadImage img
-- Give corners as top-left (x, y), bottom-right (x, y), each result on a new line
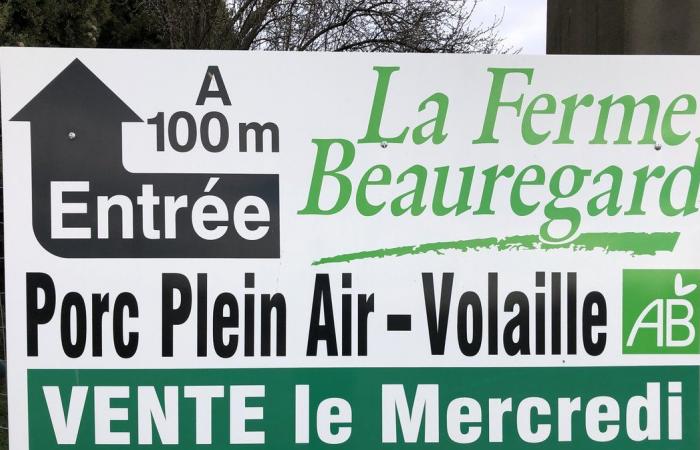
top-left (1, 48), bottom-right (699, 449)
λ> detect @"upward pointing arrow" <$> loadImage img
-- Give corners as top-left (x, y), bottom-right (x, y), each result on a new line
top-left (8, 58), bottom-right (280, 258)
top-left (12, 58), bottom-right (141, 123)
top-left (11, 58), bottom-right (142, 178)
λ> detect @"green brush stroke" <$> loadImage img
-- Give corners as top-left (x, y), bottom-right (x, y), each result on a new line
top-left (312, 232), bottom-right (680, 266)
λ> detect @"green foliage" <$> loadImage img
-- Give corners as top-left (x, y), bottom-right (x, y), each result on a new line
top-left (97, 1), bottom-right (167, 48)
top-left (0, 0), bottom-right (167, 48)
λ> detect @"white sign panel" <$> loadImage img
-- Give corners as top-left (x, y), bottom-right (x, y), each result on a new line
top-left (1, 48), bottom-right (700, 449)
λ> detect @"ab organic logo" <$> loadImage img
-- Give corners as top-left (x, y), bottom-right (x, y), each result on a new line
top-left (623, 270), bottom-right (700, 354)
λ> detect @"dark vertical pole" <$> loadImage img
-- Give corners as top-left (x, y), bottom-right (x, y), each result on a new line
top-left (547, 0), bottom-right (700, 54)
top-left (547, 0), bottom-right (624, 54)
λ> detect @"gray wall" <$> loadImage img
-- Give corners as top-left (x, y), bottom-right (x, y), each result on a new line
top-left (547, 0), bottom-right (700, 54)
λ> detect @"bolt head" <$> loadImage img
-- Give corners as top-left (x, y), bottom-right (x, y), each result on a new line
top-left (380, 141), bottom-right (388, 149)
top-left (654, 143), bottom-right (662, 151)
top-left (68, 132), bottom-right (77, 140)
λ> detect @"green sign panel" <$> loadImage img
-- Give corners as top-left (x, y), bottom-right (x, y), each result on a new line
top-left (29, 367), bottom-right (697, 449)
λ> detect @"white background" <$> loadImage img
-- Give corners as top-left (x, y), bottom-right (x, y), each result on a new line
top-left (2, 48), bottom-right (700, 448)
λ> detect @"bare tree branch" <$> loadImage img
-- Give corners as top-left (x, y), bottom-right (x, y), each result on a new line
top-left (143, 0), bottom-right (514, 53)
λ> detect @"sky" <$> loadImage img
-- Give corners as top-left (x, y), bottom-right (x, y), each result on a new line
top-left (472, 0), bottom-right (547, 54)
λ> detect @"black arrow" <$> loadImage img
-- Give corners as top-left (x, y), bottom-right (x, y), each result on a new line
top-left (12, 59), bottom-right (142, 178)
top-left (11, 59), bottom-right (280, 258)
